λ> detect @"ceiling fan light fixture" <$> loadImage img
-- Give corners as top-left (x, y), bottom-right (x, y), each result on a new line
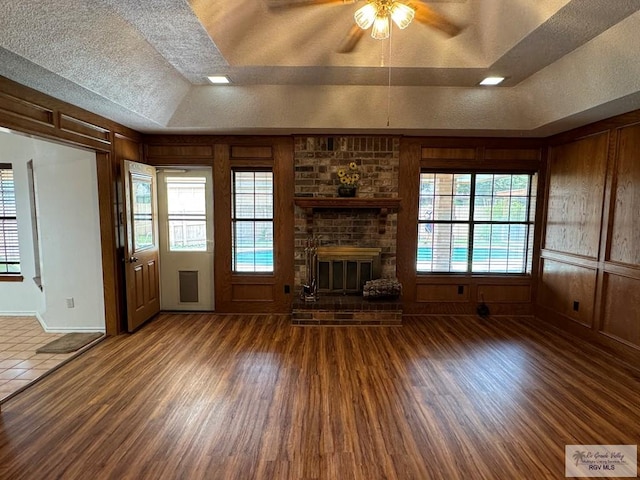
top-left (371, 14), bottom-right (390, 39)
top-left (390, 2), bottom-right (414, 29)
top-left (354, 3), bottom-right (377, 30)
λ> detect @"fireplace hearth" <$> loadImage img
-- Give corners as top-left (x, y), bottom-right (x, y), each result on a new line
top-left (292, 294), bottom-right (402, 326)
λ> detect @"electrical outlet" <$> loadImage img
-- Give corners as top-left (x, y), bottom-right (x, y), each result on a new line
top-left (458, 285), bottom-right (464, 294)
top-left (573, 300), bottom-right (579, 312)
top-left (66, 297), bottom-right (75, 308)
top-left (284, 284), bottom-right (290, 294)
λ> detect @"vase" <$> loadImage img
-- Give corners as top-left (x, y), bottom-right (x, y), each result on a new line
top-left (337, 185), bottom-right (357, 197)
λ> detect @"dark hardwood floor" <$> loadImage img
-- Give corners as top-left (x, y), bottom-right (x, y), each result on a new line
top-left (0, 313), bottom-right (638, 479)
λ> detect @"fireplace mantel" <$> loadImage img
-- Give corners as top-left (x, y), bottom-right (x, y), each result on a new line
top-left (294, 197), bottom-right (401, 234)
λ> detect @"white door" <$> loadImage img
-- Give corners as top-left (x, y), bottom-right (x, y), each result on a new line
top-left (157, 168), bottom-right (214, 311)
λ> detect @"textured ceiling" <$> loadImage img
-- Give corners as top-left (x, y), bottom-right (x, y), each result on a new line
top-left (1, 0), bottom-right (640, 136)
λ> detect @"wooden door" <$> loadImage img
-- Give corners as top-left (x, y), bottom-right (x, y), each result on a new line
top-left (123, 160), bottom-right (160, 332)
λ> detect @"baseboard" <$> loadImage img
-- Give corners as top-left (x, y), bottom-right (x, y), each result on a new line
top-left (535, 303), bottom-right (640, 374)
top-left (40, 326), bottom-right (106, 334)
top-left (0, 311), bottom-right (39, 316)
top-left (35, 313), bottom-right (105, 334)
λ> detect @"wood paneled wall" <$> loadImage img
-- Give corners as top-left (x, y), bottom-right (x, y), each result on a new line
top-left (144, 135), bottom-right (295, 313)
top-left (544, 133), bottom-right (608, 258)
top-left (538, 112), bottom-right (640, 367)
top-left (397, 137), bottom-right (544, 315)
top-left (0, 76), bottom-right (142, 336)
top-left (2, 72), bottom-right (640, 364)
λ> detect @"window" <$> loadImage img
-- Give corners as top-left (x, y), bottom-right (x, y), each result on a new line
top-left (165, 176), bottom-right (207, 251)
top-left (417, 172), bottom-right (536, 273)
top-left (131, 173), bottom-right (154, 251)
top-left (0, 164), bottom-right (20, 274)
top-left (231, 170), bottom-right (274, 273)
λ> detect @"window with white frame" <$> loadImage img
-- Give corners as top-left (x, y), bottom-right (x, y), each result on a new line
top-left (0, 163), bottom-right (21, 274)
top-left (417, 172), bottom-right (536, 273)
top-left (165, 176), bottom-right (207, 252)
top-left (231, 169), bottom-right (274, 273)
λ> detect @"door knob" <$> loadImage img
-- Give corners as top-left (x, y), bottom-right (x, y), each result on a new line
top-left (129, 256), bottom-right (139, 263)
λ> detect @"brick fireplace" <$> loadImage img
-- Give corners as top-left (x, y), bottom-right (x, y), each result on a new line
top-left (293, 136), bottom-right (400, 290)
top-left (292, 136), bottom-right (402, 325)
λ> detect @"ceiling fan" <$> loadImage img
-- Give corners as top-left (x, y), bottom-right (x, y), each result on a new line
top-left (269, 0), bottom-right (463, 53)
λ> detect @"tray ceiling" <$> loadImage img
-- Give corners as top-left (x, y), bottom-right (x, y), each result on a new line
top-left (1, 0), bottom-right (640, 136)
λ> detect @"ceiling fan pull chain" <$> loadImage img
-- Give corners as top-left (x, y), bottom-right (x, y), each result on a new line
top-left (387, 27), bottom-right (392, 127)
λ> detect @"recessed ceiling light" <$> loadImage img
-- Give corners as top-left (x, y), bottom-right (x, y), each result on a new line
top-left (479, 76), bottom-right (505, 86)
top-left (207, 75), bottom-right (230, 84)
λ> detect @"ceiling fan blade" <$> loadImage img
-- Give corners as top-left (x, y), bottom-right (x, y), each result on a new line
top-left (412, 2), bottom-right (463, 37)
top-left (337, 24), bottom-right (365, 53)
top-left (268, 0), bottom-right (356, 9)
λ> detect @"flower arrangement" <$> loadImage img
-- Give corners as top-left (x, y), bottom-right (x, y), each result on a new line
top-left (337, 161), bottom-right (360, 188)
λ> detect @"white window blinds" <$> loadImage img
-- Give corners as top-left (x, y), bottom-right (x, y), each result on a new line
top-left (0, 164), bottom-right (21, 274)
top-left (417, 172), bottom-right (536, 274)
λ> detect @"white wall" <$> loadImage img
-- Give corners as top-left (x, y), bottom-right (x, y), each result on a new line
top-left (0, 132), bottom-right (43, 314)
top-left (0, 130), bottom-right (105, 332)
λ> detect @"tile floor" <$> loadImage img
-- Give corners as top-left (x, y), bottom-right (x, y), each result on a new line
top-left (0, 316), bottom-right (89, 401)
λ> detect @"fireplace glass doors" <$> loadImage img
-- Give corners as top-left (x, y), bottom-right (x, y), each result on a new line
top-left (316, 247), bottom-right (381, 294)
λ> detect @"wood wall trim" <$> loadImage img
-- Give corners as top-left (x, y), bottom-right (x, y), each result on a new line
top-left (230, 158), bottom-right (273, 168)
top-left (145, 144), bottom-right (214, 161)
top-left (396, 138), bottom-right (421, 304)
top-left (539, 249), bottom-right (599, 269)
top-left (0, 76), bottom-right (140, 150)
top-left (96, 152), bottom-right (119, 336)
top-left (213, 144), bottom-right (232, 311)
top-left (483, 148), bottom-right (541, 161)
top-left (419, 144), bottom-right (541, 171)
top-left (602, 262), bottom-right (640, 280)
top-left (230, 145), bottom-right (273, 159)
top-left (0, 91), bottom-right (54, 127)
top-left (415, 275), bottom-right (532, 284)
top-left (59, 113), bottom-right (111, 144)
top-left (271, 137), bottom-right (295, 311)
top-left (409, 136), bottom-right (545, 149)
top-left (421, 147), bottom-right (476, 160)
top-left (548, 111), bottom-right (640, 146)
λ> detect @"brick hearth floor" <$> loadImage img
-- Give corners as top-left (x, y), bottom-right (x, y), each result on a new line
top-left (292, 294), bottom-right (402, 326)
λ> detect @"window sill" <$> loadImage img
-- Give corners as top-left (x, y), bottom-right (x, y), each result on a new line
top-left (0, 275), bottom-right (24, 282)
top-left (416, 273), bottom-right (532, 280)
